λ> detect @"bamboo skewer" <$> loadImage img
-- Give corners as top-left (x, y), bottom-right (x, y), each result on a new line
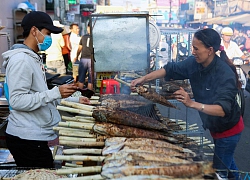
top-left (90, 100), bottom-right (101, 105)
top-left (61, 100), bottom-right (95, 111)
top-left (64, 162), bottom-right (83, 167)
top-left (57, 106), bottom-right (93, 116)
top-left (56, 166), bottom-right (102, 175)
top-left (62, 115), bottom-right (95, 122)
top-left (55, 155), bottom-right (105, 162)
top-left (90, 96), bottom-right (100, 100)
top-left (58, 130), bottom-right (95, 138)
top-left (53, 126), bottom-right (91, 133)
top-left (58, 174), bottom-right (104, 180)
top-left (59, 140), bottom-right (104, 147)
top-left (58, 122), bottom-right (94, 130)
top-left (59, 136), bottom-right (97, 142)
top-left (63, 148), bottom-right (102, 155)
top-left (76, 116), bottom-right (95, 121)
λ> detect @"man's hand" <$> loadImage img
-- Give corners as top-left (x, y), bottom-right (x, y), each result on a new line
top-left (58, 84), bottom-right (78, 98)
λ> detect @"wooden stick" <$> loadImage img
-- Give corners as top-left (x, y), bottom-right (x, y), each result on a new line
top-left (61, 100), bottom-right (95, 111)
top-left (56, 166), bottom-right (102, 175)
top-left (58, 174), bottom-right (104, 180)
top-left (57, 105), bottom-right (93, 116)
top-left (58, 121), bottom-right (94, 130)
top-left (55, 155), bottom-right (105, 162)
top-left (59, 140), bottom-right (104, 147)
top-left (63, 148), bottom-right (102, 155)
top-left (59, 130), bottom-right (95, 138)
top-left (53, 126), bottom-right (90, 133)
top-left (114, 75), bottom-right (131, 86)
top-left (59, 136), bottom-right (97, 142)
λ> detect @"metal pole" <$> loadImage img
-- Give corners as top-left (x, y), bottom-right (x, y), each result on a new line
top-left (214, 0), bottom-right (216, 17)
top-left (169, 0), bottom-right (172, 26)
top-left (60, 0), bottom-right (66, 22)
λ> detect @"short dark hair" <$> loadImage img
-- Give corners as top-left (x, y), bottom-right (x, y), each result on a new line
top-left (23, 26), bottom-right (43, 38)
top-left (70, 23), bottom-right (78, 29)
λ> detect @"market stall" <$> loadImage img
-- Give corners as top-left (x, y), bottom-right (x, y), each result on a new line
top-left (0, 12), bottom-right (217, 180)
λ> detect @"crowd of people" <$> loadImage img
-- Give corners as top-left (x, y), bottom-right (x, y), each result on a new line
top-left (44, 20), bottom-right (93, 90)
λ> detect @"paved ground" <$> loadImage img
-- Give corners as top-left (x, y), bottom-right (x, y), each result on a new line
top-left (157, 64), bottom-right (250, 177)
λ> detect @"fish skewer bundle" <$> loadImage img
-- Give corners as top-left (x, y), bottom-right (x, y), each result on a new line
top-left (54, 99), bottom-right (213, 179)
top-left (55, 137), bottom-right (214, 179)
top-left (59, 101), bottom-right (169, 132)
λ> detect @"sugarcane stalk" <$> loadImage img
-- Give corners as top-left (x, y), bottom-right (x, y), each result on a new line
top-left (59, 130), bottom-right (95, 138)
top-left (55, 155), bottom-right (105, 162)
top-left (59, 140), bottom-right (104, 147)
top-left (59, 136), bottom-right (96, 142)
top-left (58, 121), bottom-right (94, 130)
top-left (57, 106), bottom-right (93, 116)
top-left (53, 126), bottom-right (90, 133)
top-left (56, 166), bottom-right (102, 175)
top-left (61, 100), bottom-right (95, 111)
top-left (63, 148), bottom-right (102, 155)
top-left (58, 174), bottom-right (104, 180)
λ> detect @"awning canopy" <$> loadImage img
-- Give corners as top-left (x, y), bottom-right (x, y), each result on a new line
top-left (205, 17), bottom-right (225, 25)
top-left (220, 14), bottom-right (250, 25)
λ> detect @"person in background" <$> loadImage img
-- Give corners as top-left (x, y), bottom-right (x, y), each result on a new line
top-left (69, 23), bottom-right (81, 64)
top-left (62, 26), bottom-right (71, 74)
top-left (2, 11), bottom-right (90, 168)
top-left (221, 27), bottom-right (247, 61)
top-left (130, 28), bottom-right (243, 180)
top-left (234, 29), bottom-right (246, 51)
top-left (75, 23), bottom-right (93, 90)
top-left (45, 20), bottom-right (66, 74)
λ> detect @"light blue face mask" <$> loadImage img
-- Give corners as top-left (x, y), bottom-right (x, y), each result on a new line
top-left (35, 30), bottom-right (52, 51)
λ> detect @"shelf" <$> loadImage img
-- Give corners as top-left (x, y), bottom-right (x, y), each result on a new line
top-left (13, 9), bottom-right (29, 44)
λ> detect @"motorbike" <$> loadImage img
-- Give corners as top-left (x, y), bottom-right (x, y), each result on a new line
top-left (233, 57), bottom-right (246, 116)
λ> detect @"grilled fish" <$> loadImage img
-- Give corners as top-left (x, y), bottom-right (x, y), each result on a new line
top-left (93, 122), bottom-right (177, 143)
top-left (92, 109), bottom-right (168, 132)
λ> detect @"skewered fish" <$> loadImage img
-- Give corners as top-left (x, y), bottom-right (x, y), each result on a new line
top-left (103, 159), bottom-right (179, 170)
top-left (104, 151), bottom-right (192, 163)
top-left (92, 109), bottom-right (168, 132)
top-left (93, 122), bottom-right (177, 143)
top-left (101, 162), bottom-right (214, 179)
top-left (104, 137), bottom-right (195, 155)
top-left (102, 143), bottom-right (191, 157)
top-left (136, 85), bottom-right (179, 109)
top-left (114, 76), bottom-right (178, 109)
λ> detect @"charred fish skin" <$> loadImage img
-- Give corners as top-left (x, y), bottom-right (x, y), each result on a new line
top-left (93, 122), bottom-right (177, 143)
top-left (104, 137), bottom-right (197, 157)
top-left (104, 152), bottom-right (192, 164)
top-left (136, 85), bottom-right (179, 109)
top-left (101, 163), bottom-right (204, 179)
top-left (103, 159), bottom-right (179, 171)
top-left (92, 109), bottom-right (168, 132)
